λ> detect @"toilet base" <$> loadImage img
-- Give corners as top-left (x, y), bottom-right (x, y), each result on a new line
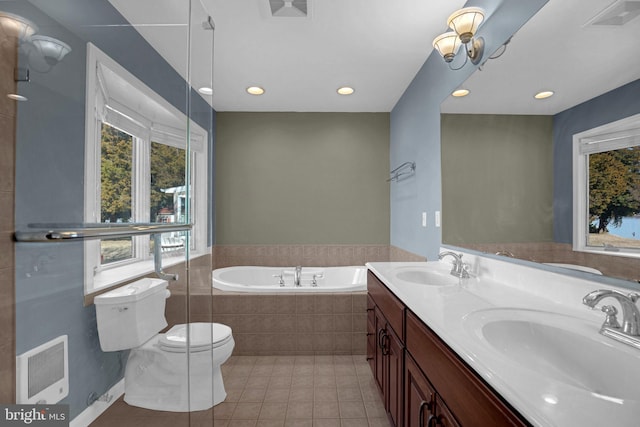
top-left (123, 333), bottom-right (234, 412)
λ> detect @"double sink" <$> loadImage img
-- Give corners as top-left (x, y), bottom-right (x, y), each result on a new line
top-left (385, 261), bottom-right (640, 407)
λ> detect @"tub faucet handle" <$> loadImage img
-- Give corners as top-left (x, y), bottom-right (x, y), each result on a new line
top-left (273, 273), bottom-right (285, 286)
top-left (312, 273), bottom-right (324, 287)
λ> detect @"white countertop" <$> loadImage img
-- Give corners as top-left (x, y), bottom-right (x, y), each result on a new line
top-left (366, 254), bottom-right (640, 427)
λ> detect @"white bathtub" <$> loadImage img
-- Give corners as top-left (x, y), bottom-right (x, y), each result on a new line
top-left (212, 266), bottom-right (367, 293)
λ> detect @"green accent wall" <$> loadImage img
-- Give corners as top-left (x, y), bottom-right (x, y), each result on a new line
top-left (215, 112), bottom-right (390, 244)
top-left (441, 114), bottom-right (553, 245)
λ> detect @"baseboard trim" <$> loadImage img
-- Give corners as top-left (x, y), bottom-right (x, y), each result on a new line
top-left (70, 379), bottom-right (124, 427)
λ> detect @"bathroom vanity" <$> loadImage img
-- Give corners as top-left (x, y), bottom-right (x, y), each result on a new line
top-left (366, 252), bottom-right (640, 426)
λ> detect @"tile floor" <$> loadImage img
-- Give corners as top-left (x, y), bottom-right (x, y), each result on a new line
top-left (92, 355), bottom-right (391, 427)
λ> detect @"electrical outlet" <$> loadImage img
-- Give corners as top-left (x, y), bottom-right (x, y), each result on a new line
top-left (435, 211), bottom-right (441, 227)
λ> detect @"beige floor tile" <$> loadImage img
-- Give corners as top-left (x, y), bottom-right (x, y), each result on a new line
top-left (286, 401), bottom-right (314, 419)
top-left (338, 401), bottom-right (367, 419)
top-left (259, 402), bottom-right (288, 420)
top-left (289, 387), bottom-right (314, 402)
top-left (264, 388), bottom-right (291, 403)
top-left (313, 419), bottom-right (341, 427)
top-left (233, 402), bottom-right (263, 420)
top-left (313, 401), bottom-right (341, 419)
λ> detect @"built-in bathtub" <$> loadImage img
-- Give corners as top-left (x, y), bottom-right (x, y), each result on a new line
top-left (210, 266), bottom-right (368, 355)
top-left (212, 266), bottom-right (367, 293)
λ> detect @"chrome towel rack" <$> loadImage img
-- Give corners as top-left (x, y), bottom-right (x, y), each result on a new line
top-left (15, 223), bottom-right (192, 281)
top-left (387, 161), bottom-right (416, 182)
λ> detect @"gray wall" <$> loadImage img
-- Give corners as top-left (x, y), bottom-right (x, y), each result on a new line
top-left (12, 0), bottom-right (214, 419)
top-left (441, 114), bottom-right (553, 244)
top-left (215, 112), bottom-right (390, 245)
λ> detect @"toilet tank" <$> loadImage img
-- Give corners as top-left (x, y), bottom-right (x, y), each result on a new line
top-left (94, 278), bottom-right (170, 351)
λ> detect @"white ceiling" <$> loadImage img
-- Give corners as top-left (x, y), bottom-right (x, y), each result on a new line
top-left (110, 0), bottom-right (640, 114)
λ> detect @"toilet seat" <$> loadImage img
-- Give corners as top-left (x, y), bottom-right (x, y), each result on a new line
top-left (159, 322), bottom-right (233, 353)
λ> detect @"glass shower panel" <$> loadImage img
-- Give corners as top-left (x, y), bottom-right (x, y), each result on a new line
top-left (9, 0), bottom-right (213, 424)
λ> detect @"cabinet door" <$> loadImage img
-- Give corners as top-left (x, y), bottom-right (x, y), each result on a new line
top-left (374, 307), bottom-right (386, 393)
top-left (433, 396), bottom-right (461, 427)
top-left (405, 353), bottom-right (435, 427)
top-left (367, 297), bottom-right (376, 372)
top-left (386, 326), bottom-right (404, 427)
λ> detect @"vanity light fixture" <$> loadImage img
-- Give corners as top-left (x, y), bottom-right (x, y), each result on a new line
top-left (452, 89), bottom-right (469, 97)
top-left (246, 86), bottom-right (265, 95)
top-left (198, 86), bottom-right (213, 95)
top-left (0, 11), bottom-right (72, 75)
top-left (337, 86), bottom-right (354, 95)
top-left (534, 90), bottom-right (554, 99)
top-left (433, 7), bottom-right (485, 70)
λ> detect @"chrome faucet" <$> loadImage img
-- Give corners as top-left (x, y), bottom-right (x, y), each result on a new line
top-left (438, 251), bottom-right (469, 279)
top-left (583, 289), bottom-right (640, 349)
top-left (294, 266), bottom-right (302, 287)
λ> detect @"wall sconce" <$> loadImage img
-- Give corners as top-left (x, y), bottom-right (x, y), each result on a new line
top-left (433, 7), bottom-right (485, 69)
top-left (0, 11), bottom-right (72, 78)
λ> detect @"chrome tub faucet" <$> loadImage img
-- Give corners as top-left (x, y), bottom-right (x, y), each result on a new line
top-left (294, 266), bottom-right (302, 287)
top-left (583, 289), bottom-right (640, 349)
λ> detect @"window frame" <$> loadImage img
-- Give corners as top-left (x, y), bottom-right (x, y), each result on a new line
top-left (572, 113), bottom-right (640, 259)
top-left (84, 43), bottom-right (209, 294)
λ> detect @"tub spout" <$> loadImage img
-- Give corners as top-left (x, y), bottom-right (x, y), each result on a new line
top-left (294, 266), bottom-right (302, 287)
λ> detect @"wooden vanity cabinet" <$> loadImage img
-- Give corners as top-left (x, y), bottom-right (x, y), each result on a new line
top-left (406, 311), bottom-right (528, 427)
top-left (367, 271), bottom-right (405, 427)
top-left (367, 270), bottom-right (529, 427)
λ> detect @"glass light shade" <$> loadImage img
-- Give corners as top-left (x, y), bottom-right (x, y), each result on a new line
top-left (31, 35), bottom-right (72, 65)
top-left (0, 12), bottom-right (38, 41)
top-left (432, 32), bottom-right (461, 63)
top-left (447, 7), bottom-right (484, 44)
top-left (534, 90), bottom-right (554, 99)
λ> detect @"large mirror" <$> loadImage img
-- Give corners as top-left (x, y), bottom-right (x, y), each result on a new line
top-left (440, 0), bottom-right (640, 286)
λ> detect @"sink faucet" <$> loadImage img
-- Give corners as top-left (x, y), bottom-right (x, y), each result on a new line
top-left (438, 251), bottom-right (469, 279)
top-left (294, 266), bottom-right (302, 287)
top-left (583, 289), bottom-right (640, 349)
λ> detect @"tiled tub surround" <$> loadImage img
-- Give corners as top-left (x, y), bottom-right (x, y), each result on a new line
top-left (211, 290), bottom-right (368, 356)
top-left (368, 251), bottom-right (640, 426)
top-left (213, 245), bottom-right (392, 269)
top-left (460, 241), bottom-right (640, 282)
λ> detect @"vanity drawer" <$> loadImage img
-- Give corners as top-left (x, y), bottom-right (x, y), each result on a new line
top-left (367, 270), bottom-right (404, 340)
top-left (406, 310), bottom-right (527, 427)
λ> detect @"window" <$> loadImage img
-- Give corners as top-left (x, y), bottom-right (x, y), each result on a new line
top-left (84, 43), bottom-right (209, 293)
top-left (573, 114), bottom-right (640, 258)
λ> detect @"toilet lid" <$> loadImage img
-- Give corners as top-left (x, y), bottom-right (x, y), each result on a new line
top-left (159, 323), bottom-right (232, 352)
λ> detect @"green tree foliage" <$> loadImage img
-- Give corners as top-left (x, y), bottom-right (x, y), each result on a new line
top-left (150, 142), bottom-right (186, 220)
top-left (589, 146), bottom-right (640, 233)
top-left (101, 123), bottom-right (132, 222)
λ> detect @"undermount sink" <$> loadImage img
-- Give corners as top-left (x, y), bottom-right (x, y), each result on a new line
top-left (464, 308), bottom-right (640, 401)
top-left (391, 264), bottom-right (460, 286)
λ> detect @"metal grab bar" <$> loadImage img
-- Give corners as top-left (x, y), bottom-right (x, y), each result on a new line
top-left (14, 223), bottom-right (192, 241)
top-left (387, 161), bottom-right (416, 182)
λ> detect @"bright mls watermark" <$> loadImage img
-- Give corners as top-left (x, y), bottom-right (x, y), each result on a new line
top-left (0, 405), bottom-right (68, 426)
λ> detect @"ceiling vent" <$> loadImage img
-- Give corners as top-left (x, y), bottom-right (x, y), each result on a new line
top-left (270, 0), bottom-right (307, 17)
top-left (585, 0), bottom-right (640, 26)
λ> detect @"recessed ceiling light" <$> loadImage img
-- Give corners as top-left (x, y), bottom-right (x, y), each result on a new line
top-left (198, 87), bottom-right (213, 95)
top-left (7, 93), bottom-right (27, 101)
top-left (452, 89), bottom-right (469, 97)
top-left (246, 86), bottom-right (265, 96)
top-left (534, 90), bottom-right (554, 99)
top-left (337, 86), bottom-right (355, 96)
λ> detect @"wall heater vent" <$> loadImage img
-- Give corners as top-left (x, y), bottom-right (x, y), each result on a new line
top-left (16, 335), bottom-right (69, 404)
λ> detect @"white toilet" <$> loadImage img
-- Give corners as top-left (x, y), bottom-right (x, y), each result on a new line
top-left (94, 278), bottom-right (234, 412)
